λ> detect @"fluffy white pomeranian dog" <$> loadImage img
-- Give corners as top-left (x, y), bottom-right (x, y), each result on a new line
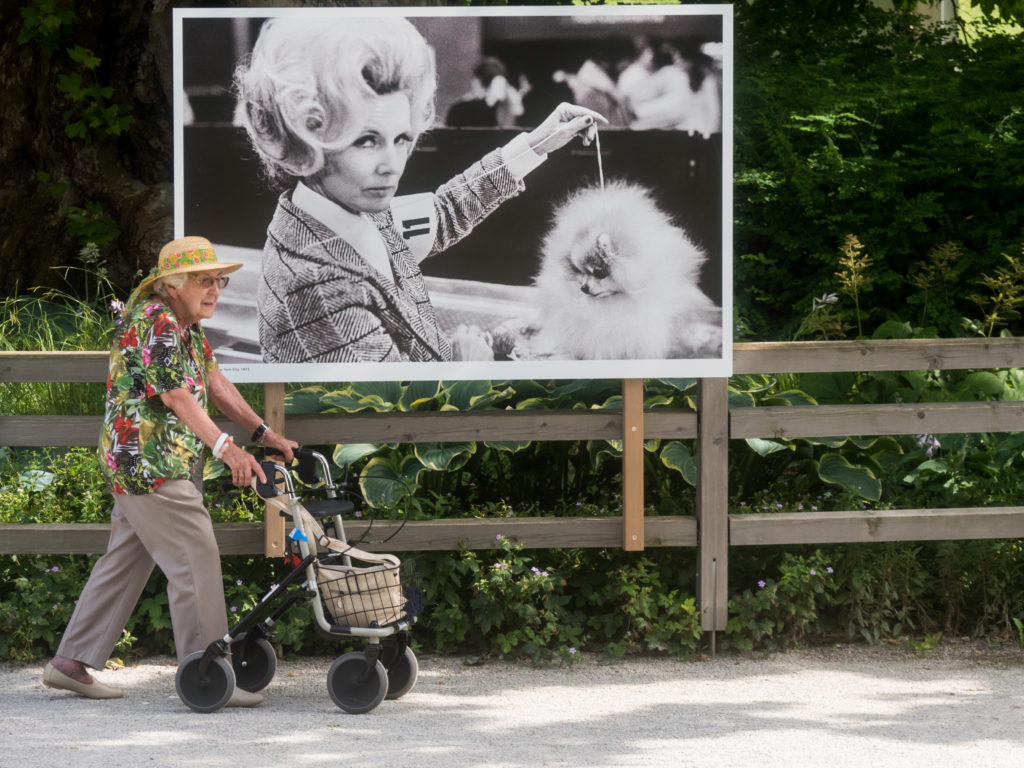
top-left (503, 181), bottom-right (722, 360)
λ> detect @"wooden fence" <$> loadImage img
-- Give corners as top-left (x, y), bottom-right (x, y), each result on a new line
top-left (3, 338), bottom-right (1024, 633)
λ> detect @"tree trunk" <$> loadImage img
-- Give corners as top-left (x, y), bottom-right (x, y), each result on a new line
top-left (0, 0), bottom-right (179, 296)
top-left (1, 0), bottom-right (421, 298)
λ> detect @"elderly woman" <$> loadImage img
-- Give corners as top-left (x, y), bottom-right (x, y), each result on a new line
top-left (235, 16), bottom-right (604, 364)
top-left (44, 236), bottom-right (297, 707)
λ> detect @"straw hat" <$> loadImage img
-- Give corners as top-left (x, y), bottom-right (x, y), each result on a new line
top-left (134, 236), bottom-right (243, 298)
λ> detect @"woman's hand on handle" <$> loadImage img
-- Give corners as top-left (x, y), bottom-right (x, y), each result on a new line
top-left (260, 429), bottom-right (298, 464)
top-left (221, 441), bottom-right (267, 488)
top-left (525, 103), bottom-right (608, 156)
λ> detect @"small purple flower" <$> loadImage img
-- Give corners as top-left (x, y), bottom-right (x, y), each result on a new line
top-left (230, 605), bottom-right (237, 613)
top-left (236, 579), bottom-right (243, 586)
top-left (757, 580), bottom-right (766, 588)
top-left (826, 567), bottom-right (834, 574)
top-left (569, 648), bottom-right (577, 655)
top-left (916, 433), bottom-right (941, 458)
top-left (810, 569), bottom-right (817, 576)
top-left (813, 292), bottom-right (839, 311)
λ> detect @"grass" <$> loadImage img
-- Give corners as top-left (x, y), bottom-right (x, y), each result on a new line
top-left (0, 286), bottom-right (111, 416)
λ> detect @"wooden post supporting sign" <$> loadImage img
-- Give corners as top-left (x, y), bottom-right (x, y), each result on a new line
top-left (622, 378), bottom-right (645, 551)
top-left (263, 382), bottom-right (287, 557)
top-left (697, 378), bottom-right (729, 631)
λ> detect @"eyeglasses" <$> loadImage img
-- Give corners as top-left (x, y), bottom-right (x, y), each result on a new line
top-left (188, 274), bottom-right (230, 290)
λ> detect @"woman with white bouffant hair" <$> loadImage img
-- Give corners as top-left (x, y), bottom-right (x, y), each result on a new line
top-left (235, 15), bottom-right (605, 364)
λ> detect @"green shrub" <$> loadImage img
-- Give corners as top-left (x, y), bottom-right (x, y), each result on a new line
top-left (725, 550), bottom-right (838, 650)
top-left (0, 555), bottom-right (96, 661)
top-left (734, 8), bottom-right (1024, 339)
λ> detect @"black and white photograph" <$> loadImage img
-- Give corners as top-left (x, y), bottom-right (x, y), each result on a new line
top-left (173, 5), bottom-right (733, 383)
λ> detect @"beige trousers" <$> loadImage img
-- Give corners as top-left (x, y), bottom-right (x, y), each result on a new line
top-left (57, 479), bottom-right (228, 669)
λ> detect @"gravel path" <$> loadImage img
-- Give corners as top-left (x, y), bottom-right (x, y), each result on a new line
top-left (3, 641), bottom-right (1023, 768)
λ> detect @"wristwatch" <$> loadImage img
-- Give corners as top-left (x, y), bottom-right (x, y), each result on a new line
top-left (251, 422), bottom-right (270, 444)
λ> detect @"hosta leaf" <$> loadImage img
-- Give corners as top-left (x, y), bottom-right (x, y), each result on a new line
top-left (588, 439), bottom-right (622, 468)
top-left (443, 380), bottom-right (497, 410)
top-left (414, 442), bottom-right (476, 471)
top-left (359, 455), bottom-right (424, 508)
top-left (817, 453), bottom-right (881, 501)
top-left (399, 380), bottom-right (441, 411)
top-left (660, 441), bottom-right (697, 486)
top-left (550, 380), bottom-right (619, 405)
top-left (803, 436), bottom-right (848, 448)
top-left (796, 372), bottom-right (856, 404)
top-left (956, 371), bottom-right (1006, 399)
top-left (320, 390), bottom-right (377, 413)
top-left (872, 320), bottom-right (914, 339)
top-left (642, 394), bottom-right (674, 409)
top-left (745, 438), bottom-right (791, 456)
top-left (350, 381), bottom-right (403, 409)
top-left (500, 379), bottom-right (549, 400)
top-left (285, 385), bottom-right (328, 414)
top-left (759, 389), bottom-right (819, 406)
top-left (202, 459), bottom-right (228, 481)
top-left (332, 443), bottom-right (380, 468)
top-left (651, 378), bottom-right (698, 394)
top-left (728, 390), bottom-right (756, 408)
top-left (483, 440), bottom-right (531, 453)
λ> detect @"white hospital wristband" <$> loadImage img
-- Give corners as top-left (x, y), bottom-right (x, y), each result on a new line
top-left (212, 432), bottom-right (233, 459)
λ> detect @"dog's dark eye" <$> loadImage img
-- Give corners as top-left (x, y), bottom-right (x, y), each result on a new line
top-left (590, 266), bottom-right (609, 280)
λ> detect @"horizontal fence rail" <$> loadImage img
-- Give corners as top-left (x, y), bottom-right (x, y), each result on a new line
top-left (3, 337), bottom-right (1024, 632)
top-left (0, 517), bottom-right (699, 556)
top-left (0, 410), bottom-right (698, 447)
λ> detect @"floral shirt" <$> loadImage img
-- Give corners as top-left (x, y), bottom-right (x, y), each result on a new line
top-left (98, 299), bottom-right (218, 495)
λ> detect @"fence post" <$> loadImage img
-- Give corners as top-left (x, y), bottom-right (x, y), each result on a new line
top-left (697, 377), bottom-right (729, 632)
top-left (622, 378), bottom-right (645, 551)
top-left (263, 382), bottom-right (286, 557)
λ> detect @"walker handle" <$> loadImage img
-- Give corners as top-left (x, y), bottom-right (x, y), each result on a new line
top-left (254, 461), bottom-right (282, 498)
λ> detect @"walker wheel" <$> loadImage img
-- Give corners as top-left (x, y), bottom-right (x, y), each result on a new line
top-left (175, 651), bottom-right (235, 713)
top-left (230, 636), bottom-right (277, 692)
top-left (327, 651), bottom-right (388, 714)
top-left (383, 645), bottom-right (418, 700)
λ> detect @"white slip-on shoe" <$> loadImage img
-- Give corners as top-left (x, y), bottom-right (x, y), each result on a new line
top-left (43, 662), bottom-right (124, 699)
top-left (225, 687), bottom-right (264, 707)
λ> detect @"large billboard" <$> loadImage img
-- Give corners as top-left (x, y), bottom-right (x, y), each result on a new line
top-left (173, 5), bottom-right (732, 382)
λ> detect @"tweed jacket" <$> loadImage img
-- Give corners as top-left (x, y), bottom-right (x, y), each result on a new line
top-left (258, 147), bottom-right (526, 364)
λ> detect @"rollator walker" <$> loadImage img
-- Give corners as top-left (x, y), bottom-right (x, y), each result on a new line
top-left (175, 448), bottom-right (422, 713)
